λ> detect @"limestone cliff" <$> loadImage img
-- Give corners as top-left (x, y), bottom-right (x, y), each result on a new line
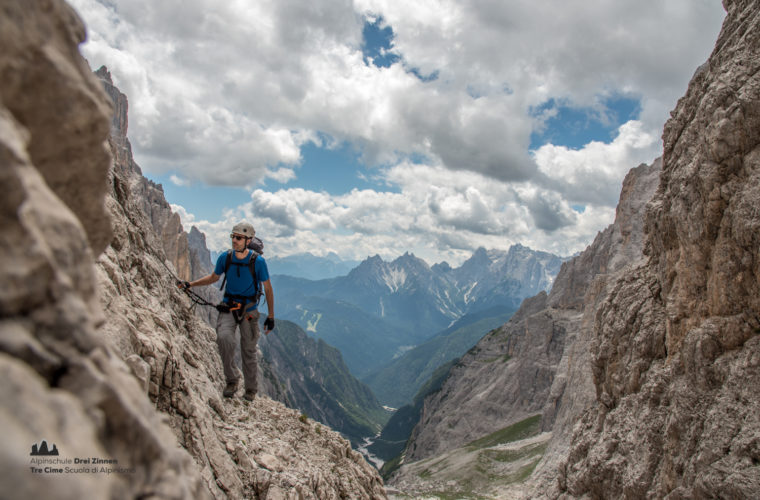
top-left (0, 1), bottom-right (386, 498)
top-left (96, 66), bottom-right (221, 326)
top-left (560, 0), bottom-right (760, 496)
top-left (94, 69), bottom-right (386, 500)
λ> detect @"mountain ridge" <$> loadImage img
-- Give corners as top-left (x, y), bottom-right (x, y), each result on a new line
top-left (274, 245), bottom-right (564, 385)
top-left (96, 66), bottom-right (390, 447)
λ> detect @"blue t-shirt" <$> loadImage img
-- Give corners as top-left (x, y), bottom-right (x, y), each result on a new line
top-left (215, 250), bottom-right (270, 304)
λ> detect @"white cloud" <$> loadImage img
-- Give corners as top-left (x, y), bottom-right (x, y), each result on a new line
top-left (173, 158), bottom-right (627, 265)
top-left (169, 174), bottom-right (190, 187)
top-left (71, 0), bottom-right (725, 263)
top-left (533, 120), bottom-right (660, 206)
top-left (72, 0), bottom-right (723, 186)
top-left (264, 167), bottom-right (297, 184)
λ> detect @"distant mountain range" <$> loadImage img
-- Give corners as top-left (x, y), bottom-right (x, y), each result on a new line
top-left (267, 252), bottom-right (360, 280)
top-left (272, 245), bottom-right (565, 401)
top-left (209, 250), bottom-right (360, 280)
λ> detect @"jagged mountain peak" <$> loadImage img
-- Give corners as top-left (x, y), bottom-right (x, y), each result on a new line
top-left (391, 252), bottom-right (431, 274)
top-left (349, 252), bottom-right (429, 282)
top-left (431, 261), bottom-right (453, 273)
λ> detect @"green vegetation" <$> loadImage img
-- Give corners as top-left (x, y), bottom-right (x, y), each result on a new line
top-left (396, 416), bottom-right (548, 499)
top-left (379, 453), bottom-right (403, 478)
top-left (481, 442), bottom-right (547, 463)
top-left (511, 456), bottom-right (542, 483)
top-left (466, 414), bottom-right (542, 450)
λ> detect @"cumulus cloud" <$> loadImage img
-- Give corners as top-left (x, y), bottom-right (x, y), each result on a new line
top-left (172, 159), bottom-right (618, 265)
top-left (533, 120), bottom-right (660, 206)
top-left (72, 0), bottom-right (725, 263)
top-left (71, 0), bottom-right (722, 186)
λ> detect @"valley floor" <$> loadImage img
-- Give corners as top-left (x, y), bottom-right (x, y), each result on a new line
top-left (387, 416), bottom-right (550, 499)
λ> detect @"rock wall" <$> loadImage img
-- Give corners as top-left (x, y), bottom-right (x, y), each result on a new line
top-left (528, 160), bottom-right (661, 495)
top-left (0, 1), bottom-right (386, 498)
top-left (0, 0), bottom-right (209, 497)
top-left (395, 2), bottom-right (760, 496)
top-left (561, 0), bottom-right (760, 496)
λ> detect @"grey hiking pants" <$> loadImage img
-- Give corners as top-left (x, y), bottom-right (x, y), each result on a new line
top-left (216, 309), bottom-right (260, 392)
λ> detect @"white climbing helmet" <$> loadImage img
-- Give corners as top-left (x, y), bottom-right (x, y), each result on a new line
top-left (231, 222), bottom-right (255, 238)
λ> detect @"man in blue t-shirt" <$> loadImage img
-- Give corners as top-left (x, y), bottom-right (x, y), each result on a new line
top-left (180, 222), bottom-right (274, 401)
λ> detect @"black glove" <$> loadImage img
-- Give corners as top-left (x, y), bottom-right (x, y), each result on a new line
top-left (177, 280), bottom-right (191, 290)
top-left (264, 317), bottom-right (275, 331)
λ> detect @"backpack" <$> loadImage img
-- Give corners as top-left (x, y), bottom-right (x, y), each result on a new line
top-left (247, 236), bottom-right (264, 254)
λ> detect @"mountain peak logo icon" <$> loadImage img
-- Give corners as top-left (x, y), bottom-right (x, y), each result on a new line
top-left (30, 440), bottom-right (59, 456)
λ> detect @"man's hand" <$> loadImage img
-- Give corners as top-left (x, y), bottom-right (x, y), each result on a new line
top-left (177, 280), bottom-right (191, 290)
top-left (264, 317), bottom-right (275, 334)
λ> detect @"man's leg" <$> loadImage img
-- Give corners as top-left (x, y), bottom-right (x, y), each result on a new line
top-left (239, 310), bottom-right (260, 399)
top-left (216, 312), bottom-right (240, 396)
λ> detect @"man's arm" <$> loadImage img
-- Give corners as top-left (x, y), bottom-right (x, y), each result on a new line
top-left (262, 279), bottom-right (274, 333)
top-left (186, 273), bottom-right (220, 288)
top-left (262, 279), bottom-right (274, 317)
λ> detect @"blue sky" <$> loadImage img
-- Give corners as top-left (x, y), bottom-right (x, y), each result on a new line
top-left (156, 138), bottom-right (395, 222)
top-left (71, 0), bottom-right (725, 265)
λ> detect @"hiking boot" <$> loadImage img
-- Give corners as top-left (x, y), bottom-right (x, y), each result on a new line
top-left (223, 380), bottom-right (238, 398)
top-left (243, 390), bottom-right (256, 402)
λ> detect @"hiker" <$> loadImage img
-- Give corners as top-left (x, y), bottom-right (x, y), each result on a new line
top-left (179, 222), bottom-right (274, 401)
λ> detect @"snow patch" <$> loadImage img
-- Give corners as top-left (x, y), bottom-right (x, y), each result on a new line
top-left (306, 313), bottom-right (322, 333)
top-left (392, 345), bottom-right (416, 359)
top-left (463, 281), bottom-right (478, 303)
top-left (381, 267), bottom-right (407, 292)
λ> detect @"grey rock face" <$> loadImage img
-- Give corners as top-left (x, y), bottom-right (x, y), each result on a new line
top-left (397, 4), bottom-right (760, 497)
top-left (188, 225), bottom-right (214, 279)
top-left (0, 1), bottom-right (209, 498)
top-left (561, 1), bottom-right (760, 497)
